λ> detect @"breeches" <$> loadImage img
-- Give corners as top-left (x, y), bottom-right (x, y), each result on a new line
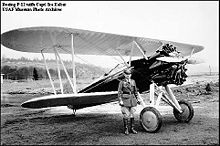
top-left (121, 106), bottom-right (136, 119)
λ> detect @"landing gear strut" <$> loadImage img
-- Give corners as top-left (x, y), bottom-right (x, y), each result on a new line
top-left (138, 82), bottom-right (194, 133)
top-left (72, 108), bottom-right (76, 116)
top-left (67, 105), bottom-right (77, 116)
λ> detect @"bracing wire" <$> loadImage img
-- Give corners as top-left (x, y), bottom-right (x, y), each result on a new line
top-left (57, 46), bottom-right (106, 73)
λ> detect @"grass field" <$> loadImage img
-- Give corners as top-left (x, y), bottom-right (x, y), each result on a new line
top-left (1, 74), bottom-right (219, 145)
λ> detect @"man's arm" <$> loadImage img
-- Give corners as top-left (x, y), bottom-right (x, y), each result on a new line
top-left (118, 81), bottom-right (124, 106)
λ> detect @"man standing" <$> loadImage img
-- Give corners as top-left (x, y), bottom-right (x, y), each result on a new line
top-left (118, 69), bottom-right (139, 135)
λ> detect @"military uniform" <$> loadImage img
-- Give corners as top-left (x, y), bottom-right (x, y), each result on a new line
top-left (118, 69), bottom-right (139, 135)
top-left (118, 78), bottom-right (138, 108)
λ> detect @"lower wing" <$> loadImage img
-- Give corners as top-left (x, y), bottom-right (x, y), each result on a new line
top-left (21, 91), bottom-right (118, 109)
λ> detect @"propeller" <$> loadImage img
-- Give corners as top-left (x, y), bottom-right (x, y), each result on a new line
top-left (150, 44), bottom-right (205, 86)
top-left (187, 56), bottom-right (205, 64)
top-left (186, 48), bottom-right (205, 64)
top-left (156, 47), bottom-right (205, 65)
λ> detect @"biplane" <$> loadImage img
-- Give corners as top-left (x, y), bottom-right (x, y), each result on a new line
top-left (1, 27), bottom-right (204, 133)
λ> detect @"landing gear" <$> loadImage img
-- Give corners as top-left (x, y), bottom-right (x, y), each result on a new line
top-left (67, 105), bottom-right (77, 116)
top-left (72, 108), bottom-right (76, 116)
top-left (138, 83), bottom-right (195, 133)
top-left (140, 107), bottom-right (162, 133)
top-left (173, 100), bottom-right (194, 123)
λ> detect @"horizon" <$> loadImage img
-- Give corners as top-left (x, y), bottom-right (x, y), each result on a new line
top-left (1, 55), bottom-right (218, 76)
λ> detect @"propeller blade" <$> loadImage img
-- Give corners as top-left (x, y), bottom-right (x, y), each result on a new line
top-left (187, 57), bottom-right (205, 64)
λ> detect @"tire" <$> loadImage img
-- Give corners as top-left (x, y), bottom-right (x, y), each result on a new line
top-left (140, 106), bottom-right (162, 133)
top-left (173, 100), bottom-right (194, 123)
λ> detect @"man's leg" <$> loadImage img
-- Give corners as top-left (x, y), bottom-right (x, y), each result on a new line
top-left (130, 106), bottom-right (137, 134)
top-left (121, 106), bottom-right (130, 135)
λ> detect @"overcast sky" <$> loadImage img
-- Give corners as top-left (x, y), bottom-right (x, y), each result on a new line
top-left (1, 1), bottom-right (219, 72)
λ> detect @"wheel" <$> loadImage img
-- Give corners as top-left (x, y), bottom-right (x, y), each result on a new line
top-left (173, 100), bottom-right (194, 123)
top-left (140, 106), bottom-right (162, 133)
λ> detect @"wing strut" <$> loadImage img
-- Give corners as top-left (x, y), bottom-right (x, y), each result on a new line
top-left (41, 50), bottom-right (57, 95)
top-left (40, 33), bottom-right (78, 95)
top-left (129, 42), bottom-right (134, 66)
top-left (71, 34), bottom-right (77, 94)
top-left (54, 48), bottom-right (76, 93)
top-left (54, 48), bottom-right (64, 94)
top-left (133, 40), bottom-right (148, 60)
top-left (115, 49), bottom-right (130, 68)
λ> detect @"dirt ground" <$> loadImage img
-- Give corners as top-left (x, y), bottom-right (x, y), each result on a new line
top-left (1, 75), bottom-right (219, 145)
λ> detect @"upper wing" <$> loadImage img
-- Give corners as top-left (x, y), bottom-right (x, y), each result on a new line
top-left (21, 91), bottom-right (118, 109)
top-left (1, 26), bottom-right (204, 57)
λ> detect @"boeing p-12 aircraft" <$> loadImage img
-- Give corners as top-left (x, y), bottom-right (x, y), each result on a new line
top-left (1, 27), bottom-right (204, 132)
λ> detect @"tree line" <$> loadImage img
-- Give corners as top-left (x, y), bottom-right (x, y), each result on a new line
top-left (1, 57), bottom-right (107, 80)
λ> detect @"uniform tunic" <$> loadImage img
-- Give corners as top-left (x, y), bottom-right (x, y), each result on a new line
top-left (118, 78), bottom-right (138, 107)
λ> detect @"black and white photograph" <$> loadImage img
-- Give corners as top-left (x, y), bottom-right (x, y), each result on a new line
top-left (1, 1), bottom-right (219, 145)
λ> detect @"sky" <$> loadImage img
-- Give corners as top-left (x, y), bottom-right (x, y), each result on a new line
top-left (1, 1), bottom-right (219, 73)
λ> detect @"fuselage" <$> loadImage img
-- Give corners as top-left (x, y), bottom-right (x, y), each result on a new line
top-left (78, 56), bottom-right (188, 94)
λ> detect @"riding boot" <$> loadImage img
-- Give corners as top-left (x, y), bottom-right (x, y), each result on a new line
top-left (130, 118), bottom-right (137, 134)
top-left (123, 118), bottom-right (129, 135)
